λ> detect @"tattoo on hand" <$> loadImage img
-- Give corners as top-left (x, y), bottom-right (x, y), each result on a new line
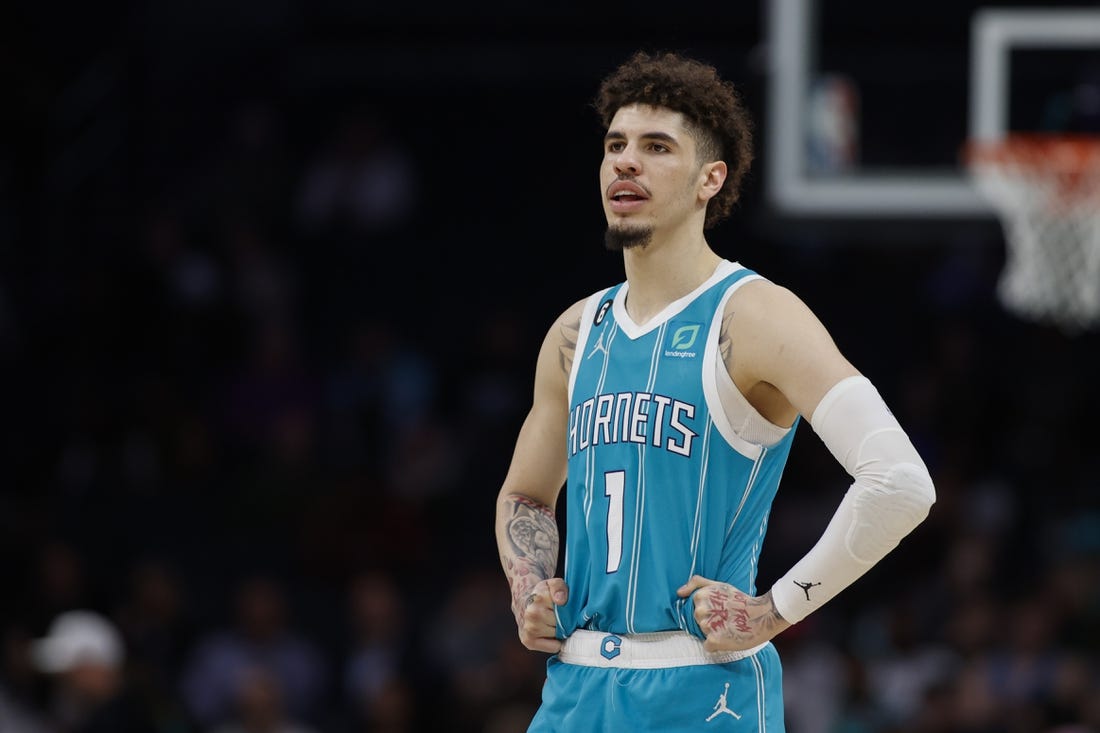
top-left (707, 587), bottom-right (731, 627)
top-left (703, 586), bottom-right (787, 644)
top-left (707, 606), bottom-right (731, 632)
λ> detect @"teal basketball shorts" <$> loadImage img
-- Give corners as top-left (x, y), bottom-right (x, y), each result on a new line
top-left (528, 630), bottom-right (784, 732)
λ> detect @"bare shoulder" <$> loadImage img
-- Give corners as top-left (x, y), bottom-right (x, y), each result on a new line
top-left (719, 279), bottom-right (817, 361)
top-left (536, 297), bottom-right (589, 386)
top-left (720, 277), bottom-right (859, 418)
top-left (724, 278), bottom-right (819, 324)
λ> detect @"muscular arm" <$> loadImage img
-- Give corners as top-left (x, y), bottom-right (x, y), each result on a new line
top-left (719, 281), bottom-right (860, 429)
top-left (680, 280), bottom-right (934, 649)
top-left (495, 300), bottom-right (584, 652)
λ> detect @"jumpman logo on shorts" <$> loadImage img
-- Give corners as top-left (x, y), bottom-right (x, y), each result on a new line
top-left (705, 682), bottom-right (742, 722)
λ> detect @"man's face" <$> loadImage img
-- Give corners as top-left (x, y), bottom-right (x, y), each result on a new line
top-left (600, 104), bottom-right (711, 249)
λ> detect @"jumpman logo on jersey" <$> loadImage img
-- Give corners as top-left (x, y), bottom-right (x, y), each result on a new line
top-left (587, 331), bottom-right (609, 360)
top-left (705, 682), bottom-right (741, 722)
top-left (794, 580), bottom-right (821, 601)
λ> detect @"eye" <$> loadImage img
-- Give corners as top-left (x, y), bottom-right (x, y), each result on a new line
top-left (606, 141), bottom-right (625, 153)
top-left (650, 143), bottom-right (669, 153)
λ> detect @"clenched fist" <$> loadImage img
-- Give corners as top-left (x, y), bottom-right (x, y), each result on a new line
top-left (512, 577), bottom-right (569, 653)
top-left (676, 575), bottom-right (790, 652)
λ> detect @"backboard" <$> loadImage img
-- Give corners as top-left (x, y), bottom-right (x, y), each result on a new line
top-left (766, 0), bottom-right (1100, 218)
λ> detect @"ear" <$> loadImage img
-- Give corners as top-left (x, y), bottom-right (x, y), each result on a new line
top-left (698, 160), bottom-right (727, 203)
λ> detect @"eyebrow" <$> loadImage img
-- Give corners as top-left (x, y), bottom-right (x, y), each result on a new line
top-left (604, 130), bottom-right (679, 145)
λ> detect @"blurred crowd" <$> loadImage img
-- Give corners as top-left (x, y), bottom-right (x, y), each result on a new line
top-left (3, 22), bottom-right (1100, 732)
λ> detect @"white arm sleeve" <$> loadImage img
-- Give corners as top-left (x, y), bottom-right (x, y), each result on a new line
top-left (770, 375), bottom-right (936, 624)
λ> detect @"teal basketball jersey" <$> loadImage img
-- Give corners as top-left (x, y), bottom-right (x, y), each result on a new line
top-left (557, 260), bottom-right (800, 637)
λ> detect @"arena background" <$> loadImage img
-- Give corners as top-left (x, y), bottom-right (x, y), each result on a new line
top-left (2, 2), bottom-right (1098, 731)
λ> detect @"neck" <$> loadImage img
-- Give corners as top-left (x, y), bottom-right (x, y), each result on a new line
top-left (621, 224), bottom-right (722, 325)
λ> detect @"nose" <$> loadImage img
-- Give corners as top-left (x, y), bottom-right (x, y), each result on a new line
top-left (612, 144), bottom-right (641, 176)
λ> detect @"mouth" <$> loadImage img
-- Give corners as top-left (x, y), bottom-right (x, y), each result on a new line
top-left (607, 180), bottom-right (650, 213)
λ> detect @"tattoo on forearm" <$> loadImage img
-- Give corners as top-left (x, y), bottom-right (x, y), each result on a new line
top-left (740, 590), bottom-right (786, 636)
top-left (506, 496), bottom-right (558, 575)
top-left (510, 494), bottom-right (556, 520)
top-left (759, 590), bottom-right (788, 628)
top-left (500, 494), bottom-right (559, 619)
top-left (558, 317), bottom-right (580, 376)
top-left (503, 497), bottom-right (558, 576)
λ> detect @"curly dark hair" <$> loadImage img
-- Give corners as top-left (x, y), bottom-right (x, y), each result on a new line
top-left (594, 51), bottom-right (754, 229)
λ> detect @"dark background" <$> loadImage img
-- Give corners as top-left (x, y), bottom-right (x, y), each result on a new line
top-left (2, 2), bottom-right (1098, 732)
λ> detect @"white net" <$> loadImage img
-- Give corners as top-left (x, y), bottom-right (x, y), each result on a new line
top-left (967, 136), bottom-right (1100, 334)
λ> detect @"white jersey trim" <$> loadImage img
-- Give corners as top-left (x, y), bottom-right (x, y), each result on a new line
top-left (559, 629), bottom-right (768, 669)
top-left (612, 260), bottom-right (743, 340)
top-left (568, 287), bottom-right (614, 402)
top-left (701, 273), bottom-right (792, 459)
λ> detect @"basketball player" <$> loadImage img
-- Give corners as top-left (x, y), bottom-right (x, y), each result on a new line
top-left (494, 51), bottom-right (936, 731)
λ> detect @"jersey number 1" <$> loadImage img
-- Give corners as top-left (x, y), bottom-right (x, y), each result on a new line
top-left (604, 470), bottom-right (625, 573)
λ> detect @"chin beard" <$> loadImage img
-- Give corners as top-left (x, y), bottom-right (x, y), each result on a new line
top-left (604, 224), bottom-right (654, 252)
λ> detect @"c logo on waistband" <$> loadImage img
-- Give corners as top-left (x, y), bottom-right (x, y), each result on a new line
top-left (600, 634), bottom-right (622, 660)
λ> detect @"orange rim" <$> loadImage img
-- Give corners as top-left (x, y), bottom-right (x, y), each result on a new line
top-left (964, 133), bottom-right (1100, 169)
top-left (964, 134), bottom-right (1100, 200)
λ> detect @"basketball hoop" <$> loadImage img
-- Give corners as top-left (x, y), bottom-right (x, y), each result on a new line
top-left (964, 134), bottom-right (1100, 334)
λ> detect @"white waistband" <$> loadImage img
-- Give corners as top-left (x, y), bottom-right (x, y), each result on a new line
top-left (558, 630), bottom-right (767, 669)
